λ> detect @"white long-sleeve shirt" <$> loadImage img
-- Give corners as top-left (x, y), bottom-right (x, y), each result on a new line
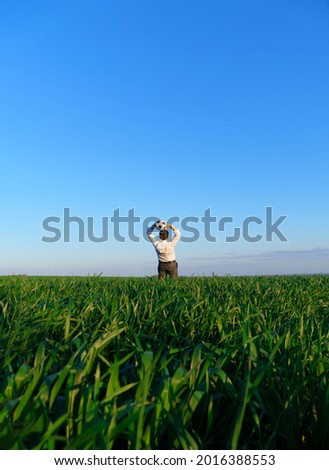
top-left (147, 227), bottom-right (181, 262)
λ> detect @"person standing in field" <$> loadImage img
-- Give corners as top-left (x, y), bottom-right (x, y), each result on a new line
top-left (147, 223), bottom-right (181, 279)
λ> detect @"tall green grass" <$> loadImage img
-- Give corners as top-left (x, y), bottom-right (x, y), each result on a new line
top-left (0, 275), bottom-right (328, 449)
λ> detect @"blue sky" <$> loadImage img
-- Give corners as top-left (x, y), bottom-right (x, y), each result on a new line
top-left (1, 0), bottom-right (329, 276)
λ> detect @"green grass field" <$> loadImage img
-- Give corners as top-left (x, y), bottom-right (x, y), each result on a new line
top-left (0, 275), bottom-right (328, 450)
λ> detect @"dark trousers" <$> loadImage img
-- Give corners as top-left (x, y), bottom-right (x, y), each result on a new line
top-left (158, 261), bottom-right (178, 279)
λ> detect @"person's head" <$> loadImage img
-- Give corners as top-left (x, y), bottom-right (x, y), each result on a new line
top-left (159, 229), bottom-right (169, 240)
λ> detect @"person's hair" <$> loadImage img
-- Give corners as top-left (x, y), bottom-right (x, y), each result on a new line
top-left (159, 229), bottom-right (169, 240)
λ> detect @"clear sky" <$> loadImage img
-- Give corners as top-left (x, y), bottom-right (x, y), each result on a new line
top-left (1, 0), bottom-right (329, 276)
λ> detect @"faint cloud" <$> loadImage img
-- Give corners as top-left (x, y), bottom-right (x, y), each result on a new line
top-left (182, 247), bottom-right (329, 276)
top-left (186, 247), bottom-right (329, 263)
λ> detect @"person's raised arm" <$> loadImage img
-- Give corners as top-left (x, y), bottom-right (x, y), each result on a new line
top-left (165, 224), bottom-right (181, 241)
top-left (147, 222), bottom-right (157, 241)
top-left (166, 223), bottom-right (178, 232)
